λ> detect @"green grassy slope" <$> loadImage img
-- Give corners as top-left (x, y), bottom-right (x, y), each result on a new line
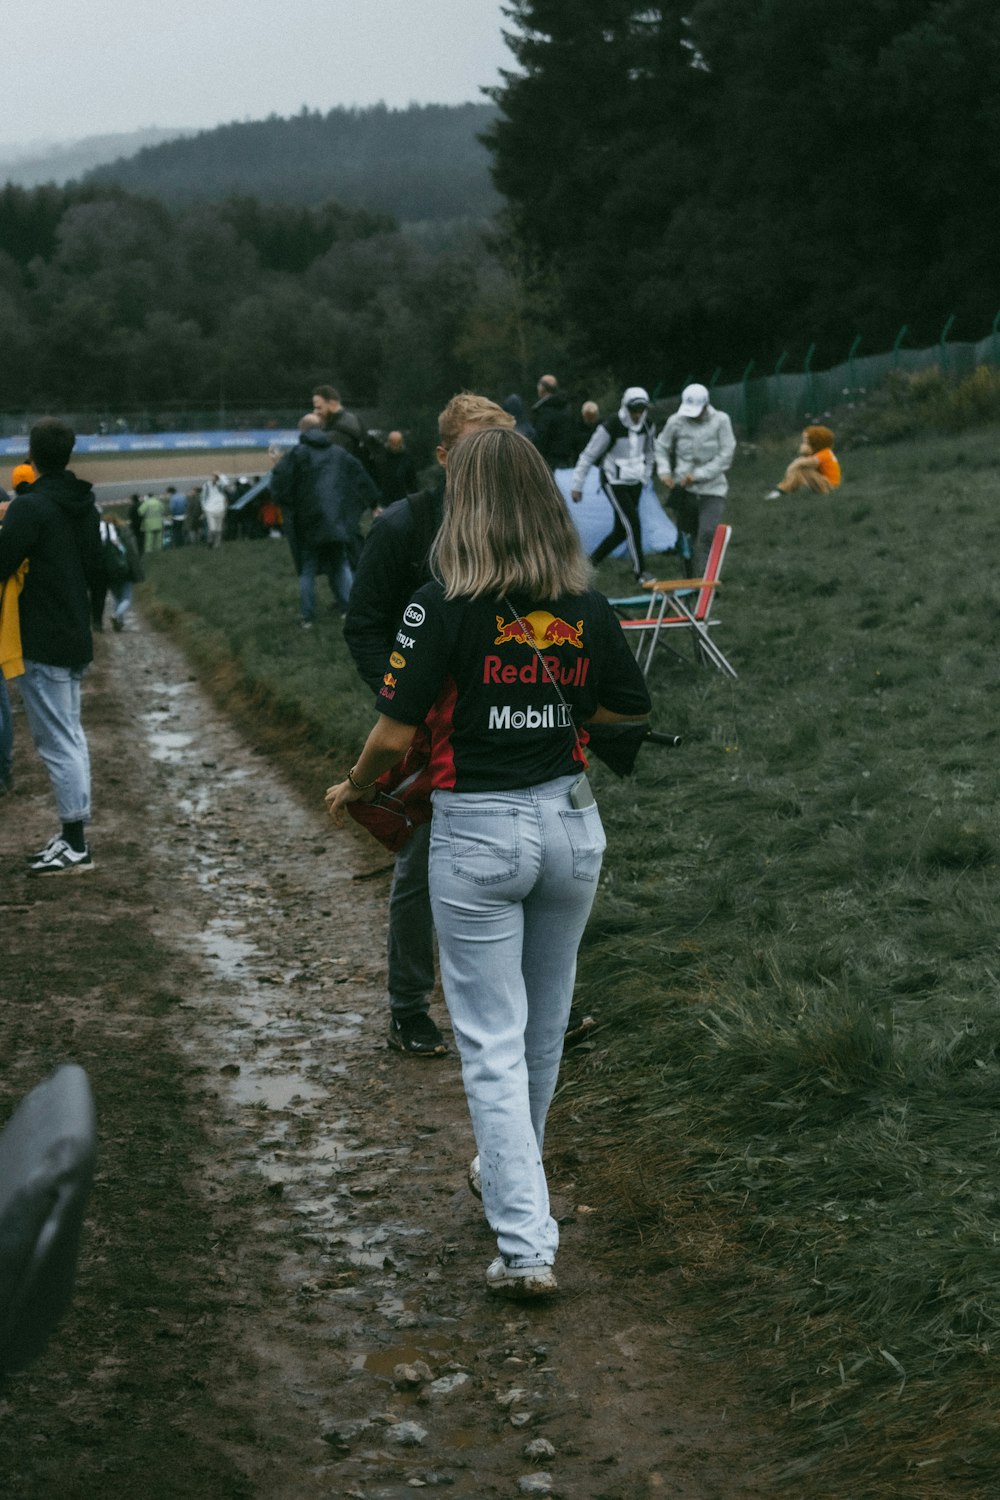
top-left (140, 426), bottom-right (1000, 1496)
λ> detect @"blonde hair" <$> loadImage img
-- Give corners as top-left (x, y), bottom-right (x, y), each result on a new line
top-left (433, 427), bottom-right (591, 601)
top-left (437, 392), bottom-right (514, 451)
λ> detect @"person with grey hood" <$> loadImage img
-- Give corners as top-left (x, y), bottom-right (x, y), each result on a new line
top-left (655, 383), bottom-right (735, 576)
top-left (571, 386), bottom-right (658, 584)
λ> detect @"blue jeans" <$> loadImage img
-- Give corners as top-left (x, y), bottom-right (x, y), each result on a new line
top-left (111, 582), bottom-right (133, 622)
top-left (388, 819), bottom-right (436, 1019)
top-left (0, 675), bottom-right (12, 786)
top-left (429, 775), bottom-right (606, 1266)
top-left (299, 542), bottom-right (353, 621)
top-left (16, 660), bottom-right (91, 823)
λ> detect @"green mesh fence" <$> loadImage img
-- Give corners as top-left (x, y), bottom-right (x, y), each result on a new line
top-left (685, 323), bottom-right (1000, 436)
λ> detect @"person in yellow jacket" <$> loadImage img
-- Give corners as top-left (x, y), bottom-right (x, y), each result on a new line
top-left (766, 425), bottom-right (842, 498)
top-left (138, 492), bottom-right (166, 551)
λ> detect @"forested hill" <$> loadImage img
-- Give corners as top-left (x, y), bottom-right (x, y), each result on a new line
top-left (84, 103), bottom-right (500, 223)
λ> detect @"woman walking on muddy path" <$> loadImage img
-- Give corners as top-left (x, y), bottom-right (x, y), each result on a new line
top-left (326, 427), bottom-right (650, 1299)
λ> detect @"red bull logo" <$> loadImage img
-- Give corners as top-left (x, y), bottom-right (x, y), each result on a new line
top-left (493, 611), bottom-right (585, 649)
top-left (542, 617), bottom-right (584, 647)
top-left (383, 671), bottom-right (397, 689)
top-left (494, 614), bottom-right (534, 645)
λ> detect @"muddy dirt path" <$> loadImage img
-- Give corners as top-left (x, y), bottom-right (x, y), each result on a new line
top-left (0, 611), bottom-right (773, 1499)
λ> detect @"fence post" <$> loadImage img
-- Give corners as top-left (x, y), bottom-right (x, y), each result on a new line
top-left (892, 324), bottom-right (908, 370)
top-left (939, 313), bottom-right (956, 377)
top-left (740, 360), bottom-right (755, 434)
top-left (803, 342), bottom-right (816, 415)
top-left (847, 334), bottom-right (862, 390)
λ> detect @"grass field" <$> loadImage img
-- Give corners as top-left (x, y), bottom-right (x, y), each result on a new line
top-left (140, 424), bottom-right (1000, 1497)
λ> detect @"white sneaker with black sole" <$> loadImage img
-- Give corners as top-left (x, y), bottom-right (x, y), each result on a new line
top-left (26, 833), bottom-right (63, 863)
top-left (27, 839), bottom-right (94, 876)
top-left (485, 1256), bottom-right (558, 1299)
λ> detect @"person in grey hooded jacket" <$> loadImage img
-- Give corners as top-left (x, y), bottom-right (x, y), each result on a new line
top-left (655, 383), bottom-right (736, 575)
top-left (571, 386), bottom-right (657, 583)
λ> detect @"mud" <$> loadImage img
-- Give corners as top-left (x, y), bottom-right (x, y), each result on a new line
top-left (0, 610), bottom-right (774, 1499)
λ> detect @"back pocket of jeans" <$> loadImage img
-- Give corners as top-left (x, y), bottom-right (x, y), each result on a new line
top-left (559, 806), bottom-right (607, 881)
top-left (444, 807), bottom-right (519, 885)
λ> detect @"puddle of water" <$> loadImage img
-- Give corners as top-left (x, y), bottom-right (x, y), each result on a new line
top-left (146, 729), bottom-right (195, 761)
top-left (229, 1073), bottom-right (327, 1108)
top-left (358, 1333), bottom-right (472, 1378)
top-left (199, 927), bottom-right (256, 971)
top-left (177, 792), bottom-right (212, 817)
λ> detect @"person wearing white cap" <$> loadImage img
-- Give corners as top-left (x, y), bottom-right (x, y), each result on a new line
top-left (570, 386), bottom-right (658, 584)
top-left (655, 384), bottom-right (735, 576)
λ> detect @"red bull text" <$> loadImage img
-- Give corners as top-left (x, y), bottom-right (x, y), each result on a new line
top-left (483, 654), bottom-right (590, 687)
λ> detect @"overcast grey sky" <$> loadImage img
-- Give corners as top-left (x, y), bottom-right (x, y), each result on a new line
top-left (0, 0), bottom-right (514, 150)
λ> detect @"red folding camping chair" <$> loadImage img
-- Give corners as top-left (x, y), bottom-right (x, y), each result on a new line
top-left (611, 523), bottom-right (736, 679)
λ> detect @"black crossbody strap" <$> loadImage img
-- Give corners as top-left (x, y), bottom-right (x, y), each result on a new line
top-left (501, 596), bottom-right (585, 759)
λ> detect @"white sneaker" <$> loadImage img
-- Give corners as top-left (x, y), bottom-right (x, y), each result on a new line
top-left (26, 833), bottom-right (63, 864)
top-left (27, 838), bottom-right (94, 876)
top-left (468, 1155), bottom-right (482, 1199)
top-left (764, 489), bottom-right (782, 500)
top-left (486, 1256), bottom-right (558, 1299)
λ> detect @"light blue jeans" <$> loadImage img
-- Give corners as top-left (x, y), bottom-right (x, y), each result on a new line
top-left (429, 775), bottom-right (606, 1266)
top-left (16, 660), bottom-right (91, 823)
top-left (111, 582), bottom-right (133, 622)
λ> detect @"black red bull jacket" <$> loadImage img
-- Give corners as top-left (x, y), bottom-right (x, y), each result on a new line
top-left (376, 583), bottom-right (651, 792)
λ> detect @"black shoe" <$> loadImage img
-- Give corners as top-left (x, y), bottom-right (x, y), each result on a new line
top-left (564, 1008), bottom-right (597, 1045)
top-left (388, 1014), bottom-right (448, 1057)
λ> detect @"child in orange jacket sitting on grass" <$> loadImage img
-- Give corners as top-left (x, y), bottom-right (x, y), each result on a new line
top-left (766, 425), bottom-right (841, 498)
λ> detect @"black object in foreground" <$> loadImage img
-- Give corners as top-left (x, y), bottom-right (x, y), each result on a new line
top-left (585, 722), bottom-right (682, 777)
top-left (0, 1064), bottom-right (97, 1376)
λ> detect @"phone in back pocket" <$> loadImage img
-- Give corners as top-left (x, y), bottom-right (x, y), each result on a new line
top-left (569, 774), bottom-right (595, 809)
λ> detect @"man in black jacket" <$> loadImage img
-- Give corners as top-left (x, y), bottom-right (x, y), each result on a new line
top-left (531, 375), bottom-right (574, 470)
top-left (377, 431), bottom-right (419, 507)
top-left (270, 418), bottom-right (381, 626)
top-left (311, 384), bottom-right (374, 475)
top-left (0, 419), bottom-right (103, 874)
top-left (344, 393), bottom-right (514, 1056)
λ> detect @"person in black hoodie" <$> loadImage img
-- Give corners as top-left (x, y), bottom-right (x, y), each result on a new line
top-left (344, 393), bottom-right (515, 1057)
top-left (0, 419), bottom-right (103, 874)
top-left (270, 415), bottom-right (382, 625)
top-left (530, 375), bottom-right (574, 470)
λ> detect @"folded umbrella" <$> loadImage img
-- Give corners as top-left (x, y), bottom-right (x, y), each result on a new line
top-left (584, 722), bottom-right (681, 777)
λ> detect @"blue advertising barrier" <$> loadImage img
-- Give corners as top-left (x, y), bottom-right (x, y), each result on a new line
top-left (0, 429), bottom-right (298, 459)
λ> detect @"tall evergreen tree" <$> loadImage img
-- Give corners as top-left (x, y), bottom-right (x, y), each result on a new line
top-left (488, 0), bottom-right (1000, 384)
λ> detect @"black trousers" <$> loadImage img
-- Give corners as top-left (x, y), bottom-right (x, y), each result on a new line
top-left (589, 481), bottom-right (644, 574)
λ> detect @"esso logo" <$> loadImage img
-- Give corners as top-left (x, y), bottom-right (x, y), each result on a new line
top-left (403, 603), bottom-right (425, 627)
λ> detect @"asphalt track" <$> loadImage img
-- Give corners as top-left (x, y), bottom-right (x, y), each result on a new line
top-left (32, 449), bottom-right (275, 506)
